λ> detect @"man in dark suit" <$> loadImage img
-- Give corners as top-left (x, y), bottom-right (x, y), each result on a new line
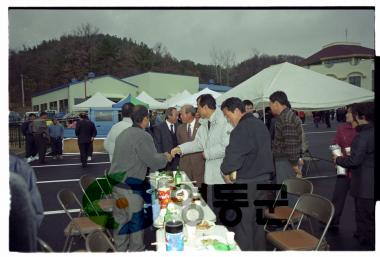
top-left (75, 112), bottom-right (97, 167)
top-left (176, 105), bottom-right (205, 186)
top-left (153, 107), bottom-right (179, 171)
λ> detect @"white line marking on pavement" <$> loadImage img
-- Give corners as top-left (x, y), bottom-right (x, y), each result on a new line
top-left (305, 131), bottom-right (336, 135)
top-left (37, 177), bottom-right (107, 184)
top-left (303, 175), bottom-right (336, 180)
top-left (31, 161), bottom-right (110, 168)
top-left (37, 179), bottom-right (79, 184)
top-left (44, 209), bottom-right (80, 215)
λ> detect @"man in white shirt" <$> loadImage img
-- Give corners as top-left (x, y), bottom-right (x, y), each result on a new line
top-left (104, 103), bottom-right (134, 161)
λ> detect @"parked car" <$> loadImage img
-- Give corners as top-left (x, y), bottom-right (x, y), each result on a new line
top-left (9, 111), bottom-right (22, 123)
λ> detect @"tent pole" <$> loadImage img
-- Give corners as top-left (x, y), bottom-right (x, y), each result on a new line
top-left (263, 101), bottom-right (265, 123)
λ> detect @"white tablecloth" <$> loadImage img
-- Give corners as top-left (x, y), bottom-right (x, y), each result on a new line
top-left (155, 225), bottom-right (240, 251)
top-left (149, 171), bottom-right (240, 251)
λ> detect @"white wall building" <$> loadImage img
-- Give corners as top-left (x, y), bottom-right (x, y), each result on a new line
top-left (300, 42), bottom-right (374, 91)
top-left (123, 72), bottom-right (199, 101)
top-left (31, 75), bottom-right (138, 113)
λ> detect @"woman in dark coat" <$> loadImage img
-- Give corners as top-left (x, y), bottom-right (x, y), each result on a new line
top-left (333, 102), bottom-right (374, 249)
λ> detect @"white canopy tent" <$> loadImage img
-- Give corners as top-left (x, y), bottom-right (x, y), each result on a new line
top-left (216, 62), bottom-right (374, 112)
top-left (136, 91), bottom-right (166, 109)
top-left (72, 92), bottom-right (115, 110)
top-left (164, 90), bottom-right (192, 108)
top-left (173, 88), bottom-right (222, 108)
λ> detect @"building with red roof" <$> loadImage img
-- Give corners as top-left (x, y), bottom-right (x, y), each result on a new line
top-left (300, 42), bottom-right (374, 91)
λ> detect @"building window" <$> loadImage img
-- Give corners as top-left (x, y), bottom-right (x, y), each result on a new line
top-left (351, 58), bottom-right (360, 66)
top-left (49, 101), bottom-right (58, 110)
top-left (94, 111), bottom-right (113, 122)
top-left (40, 103), bottom-right (48, 111)
top-left (349, 76), bottom-right (361, 87)
top-left (324, 58), bottom-right (351, 68)
top-left (59, 99), bottom-right (68, 113)
top-left (74, 98), bottom-right (86, 105)
top-left (33, 105), bottom-right (39, 111)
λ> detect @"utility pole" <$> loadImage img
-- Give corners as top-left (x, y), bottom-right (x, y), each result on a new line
top-left (84, 76), bottom-right (87, 99)
top-left (345, 28), bottom-right (348, 42)
top-left (20, 74), bottom-right (25, 108)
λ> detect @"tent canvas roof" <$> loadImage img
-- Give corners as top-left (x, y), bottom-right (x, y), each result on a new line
top-left (173, 88), bottom-right (222, 108)
top-left (136, 91), bottom-right (165, 109)
top-left (112, 94), bottom-right (148, 108)
top-left (164, 90), bottom-right (192, 108)
top-left (217, 62), bottom-right (374, 111)
top-left (73, 92), bottom-right (115, 110)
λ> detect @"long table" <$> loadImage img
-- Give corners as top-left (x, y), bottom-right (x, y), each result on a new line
top-left (149, 172), bottom-right (240, 251)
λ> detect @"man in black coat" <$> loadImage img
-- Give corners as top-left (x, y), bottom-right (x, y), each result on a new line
top-left (22, 113), bottom-right (38, 162)
top-left (75, 113), bottom-right (97, 167)
top-left (153, 107), bottom-right (179, 171)
top-left (220, 97), bottom-right (274, 251)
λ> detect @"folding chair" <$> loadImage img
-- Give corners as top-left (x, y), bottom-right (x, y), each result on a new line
top-left (57, 189), bottom-right (105, 252)
top-left (266, 193), bottom-right (334, 250)
top-left (264, 178), bottom-right (313, 232)
top-left (79, 174), bottom-right (114, 212)
top-left (302, 150), bottom-right (320, 177)
top-left (104, 168), bottom-right (114, 194)
top-left (85, 230), bottom-right (116, 252)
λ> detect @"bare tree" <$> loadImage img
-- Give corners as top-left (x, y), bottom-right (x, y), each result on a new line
top-left (72, 23), bottom-right (100, 73)
top-left (221, 49), bottom-right (236, 86)
top-left (210, 46), bottom-right (222, 84)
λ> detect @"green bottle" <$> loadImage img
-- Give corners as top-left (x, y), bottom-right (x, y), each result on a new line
top-left (164, 208), bottom-right (172, 223)
top-left (175, 167), bottom-right (182, 186)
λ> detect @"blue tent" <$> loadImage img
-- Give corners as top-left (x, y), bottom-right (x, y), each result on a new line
top-left (112, 94), bottom-right (149, 108)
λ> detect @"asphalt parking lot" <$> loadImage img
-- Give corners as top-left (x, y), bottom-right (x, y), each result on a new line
top-left (30, 117), bottom-right (367, 251)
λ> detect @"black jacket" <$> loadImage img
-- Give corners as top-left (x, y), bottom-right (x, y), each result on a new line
top-left (75, 119), bottom-right (97, 144)
top-left (221, 113), bottom-right (275, 181)
top-left (21, 120), bottom-right (34, 138)
top-left (153, 121), bottom-right (179, 170)
top-left (336, 124), bottom-right (374, 199)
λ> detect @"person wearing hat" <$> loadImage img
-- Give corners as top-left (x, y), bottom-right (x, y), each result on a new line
top-left (75, 112), bottom-right (97, 167)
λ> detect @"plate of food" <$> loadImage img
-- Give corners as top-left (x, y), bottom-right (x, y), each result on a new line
top-left (196, 235), bottom-right (227, 250)
top-left (172, 188), bottom-right (191, 205)
top-left (196, 220), bottom-right (215, 230)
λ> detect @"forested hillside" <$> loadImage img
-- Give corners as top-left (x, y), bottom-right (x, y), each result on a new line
top-left (9, 24), bottom-right (304, 109)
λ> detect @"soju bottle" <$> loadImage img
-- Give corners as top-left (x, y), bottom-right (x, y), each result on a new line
top-left (175, 167), bottom-right (182, 186)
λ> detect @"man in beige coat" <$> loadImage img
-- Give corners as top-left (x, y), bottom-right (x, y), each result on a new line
top-left (176, 105), bottom-right (205, 187)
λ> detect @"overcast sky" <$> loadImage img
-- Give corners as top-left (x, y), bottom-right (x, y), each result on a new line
top-left (9, 9), bottom-right (375, 65)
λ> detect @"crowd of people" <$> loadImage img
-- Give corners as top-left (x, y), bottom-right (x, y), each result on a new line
top-left (21, 111), bottom-right (96, 166)
top-left (21, 112), bottom-right (64, 163)
top-left (12, 90), bottom-right (374, 252)
top-left (101, 91), bottom-right (326, 251)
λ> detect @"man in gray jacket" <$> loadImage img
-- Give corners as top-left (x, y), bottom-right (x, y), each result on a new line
top-left (171, 94), bottom-right (232, 216)
top-left (109, 105), bottom-right (172, 251)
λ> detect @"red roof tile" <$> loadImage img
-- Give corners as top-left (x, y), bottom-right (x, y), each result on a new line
top-left (300, 44), bottom-right (374, 66)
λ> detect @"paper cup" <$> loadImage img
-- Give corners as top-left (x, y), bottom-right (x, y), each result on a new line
top-left (226, 231), bottom-right (235, 245)
top-left (185, 224), bottom-right (196, 239)
top-left (336, 166), bottom-right (347, 176)
top-left (344, 147), bottom-right (351, 156)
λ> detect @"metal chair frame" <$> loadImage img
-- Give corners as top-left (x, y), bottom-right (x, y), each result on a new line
top-left (85, 230), bottom-right (116, 252)
top-left (267, 193), bottom-right (335, 251)
top-left (264, 178), bottom-right (314, 232)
